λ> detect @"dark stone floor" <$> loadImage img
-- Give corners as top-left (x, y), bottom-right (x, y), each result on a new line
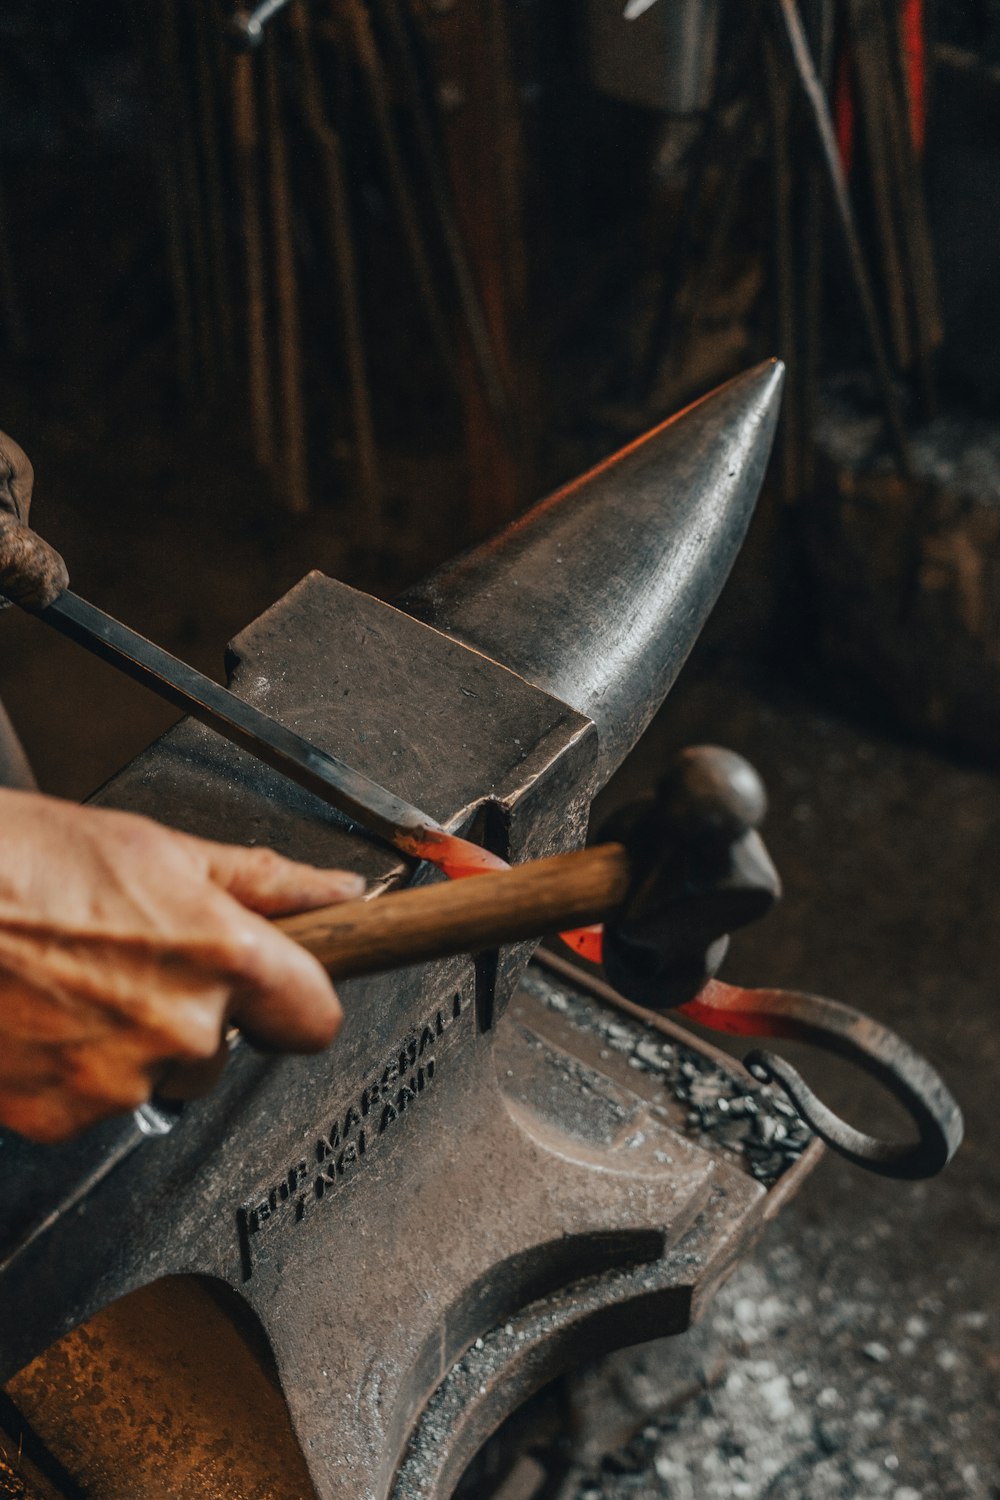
top-left (0, 443), bottom-right (996, 1498)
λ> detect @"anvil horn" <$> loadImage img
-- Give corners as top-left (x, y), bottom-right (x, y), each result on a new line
top-left (404, 359), bottom-right (785, 783)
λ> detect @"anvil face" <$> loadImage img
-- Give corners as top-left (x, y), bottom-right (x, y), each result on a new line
top-left (0, 364), bottom-right (799, 1500)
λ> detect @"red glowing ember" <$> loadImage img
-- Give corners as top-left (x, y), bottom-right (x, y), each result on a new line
top-left (558, 924), bottom-right (605, 963)
top-left (677, 980), bottom-right (792, 1039)
top-left (396, 827), bottom-right (512, 880)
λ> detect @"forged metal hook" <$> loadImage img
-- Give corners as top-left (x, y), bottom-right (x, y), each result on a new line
top-left (595, 743), bottom-right (962, 1182)
top-left (678, 980), bottom-right (964, 1180)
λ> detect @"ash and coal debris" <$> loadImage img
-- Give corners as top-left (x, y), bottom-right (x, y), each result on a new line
top-left (443, 1217), bottom-right (996, 1500)
top-left (520, 965), bottom-right (812, 1185)
top-left (554, 1243), bottom-right (995, 1500)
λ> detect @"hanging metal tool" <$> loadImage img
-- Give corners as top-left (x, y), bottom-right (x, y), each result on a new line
top-left (230, 0), bottom-right (296, 49)
top-left (377, 0), bottom-right (519, 446)
top-left (231, 0), bottom-right (518, 445)
top-left (292, 1), bottom-right (383, 523)
top-left (766, 0), bottom-right (914, 476)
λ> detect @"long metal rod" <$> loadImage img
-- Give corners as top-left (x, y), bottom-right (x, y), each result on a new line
top-left (264, 40), bottom-right (311, 515)
top-left (232, 48), bottom-right (276, 466)
top-left (293, 1), bottom-right (383, 523)
top-left (342, 0), bottom-right (461, 385)
top-left (38, 590), bottom-right (443, 853)
top-left (377, 0), bottom-right (518, 445)
top-left (769, 0), bottom-right (914, 478)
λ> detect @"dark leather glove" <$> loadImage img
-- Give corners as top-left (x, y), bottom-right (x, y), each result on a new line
top-left (0, 430), bottom-right (68, 611)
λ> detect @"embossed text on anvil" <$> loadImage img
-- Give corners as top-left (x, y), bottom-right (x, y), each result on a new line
top-left (237, 991), bottom-right (466, 1278)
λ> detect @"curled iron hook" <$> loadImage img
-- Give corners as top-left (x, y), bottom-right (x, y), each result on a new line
top-left (678, 981), bottom-right (963, 1180)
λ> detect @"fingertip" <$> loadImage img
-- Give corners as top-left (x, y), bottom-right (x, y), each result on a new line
top-left (233, 933), bottom-right (344, 1054)
top-left (206, 843), bottom-right (367, 918)
top-left (325, 871), bottom-right (367, 901)
top-left (295, 980), bottom-right (343, 1052)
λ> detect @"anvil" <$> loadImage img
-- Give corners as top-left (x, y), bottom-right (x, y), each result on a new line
top-left (0, 362), bottom-right (807, 1500)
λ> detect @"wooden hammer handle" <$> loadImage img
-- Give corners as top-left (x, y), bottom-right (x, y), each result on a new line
top-left (276, 842), bottom-right (631, 979)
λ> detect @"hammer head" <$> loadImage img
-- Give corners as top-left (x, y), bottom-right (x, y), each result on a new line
top-left (602, 746), bottom-right (782, 1010)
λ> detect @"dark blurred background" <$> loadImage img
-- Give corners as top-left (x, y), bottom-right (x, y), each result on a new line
top-left (0, 2), bottom-right (998, 1497)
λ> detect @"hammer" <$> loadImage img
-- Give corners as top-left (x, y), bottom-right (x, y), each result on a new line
top-left (276, 745), bottom-right (778, 997)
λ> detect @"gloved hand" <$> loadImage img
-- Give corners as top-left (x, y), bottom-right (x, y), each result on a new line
top-left (0, 787), bottom-right (366, 1143)
top-left (0, 429), bottom-right (69, 610)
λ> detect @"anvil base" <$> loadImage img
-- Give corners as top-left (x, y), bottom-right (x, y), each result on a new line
top-left (2, 955), bottom-right (818, 1500)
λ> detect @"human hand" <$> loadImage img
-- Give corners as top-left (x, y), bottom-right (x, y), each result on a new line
top-left (0, 429), bottom-right (69, 610)
top-left (0, 788), bottom-right (365, 1142)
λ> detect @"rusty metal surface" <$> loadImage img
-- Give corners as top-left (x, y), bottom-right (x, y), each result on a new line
top-left (6, 1276), bottom-right (315, 1500)
top-left (0, 366), bottom-right (785, 1498)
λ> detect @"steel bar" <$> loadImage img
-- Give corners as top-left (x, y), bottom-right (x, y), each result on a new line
top-left (264, 41), bottom-right (311, 514)
top-left (292, 1), bottom-right (383, 522)
top-left (410, 0), bottom-right (529, 532)
top-left (231, 47), bottom-right (276, 465)
top-left (194, 0), bottom-right (238, 378)
top-left (638, 109), bottom-right (718, 397)
top-left (874, 0), bottom-right (942, 415)
top-left (763, 28), bottom-right (799, 505)
top-left (641, 98), bottom-right (756, 398)
top-left (767, 0), bottom-right (914, 477)
top-left (162, 0), bottom-right (216, 406)
top-left (848, 0), bottom-right (914, 373)
top-left (799, 0), bottom-right (835, 498)
top-left (343, 0), bottom-right (460, 384)
top-left (127, 0), bottom-right (199, 408)
top-left (377, 0), bottom-right (518, 444)
top-left (37, 589), bottom-right (444, 853)
top-left (640, 123), bottom-right (718, 396)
